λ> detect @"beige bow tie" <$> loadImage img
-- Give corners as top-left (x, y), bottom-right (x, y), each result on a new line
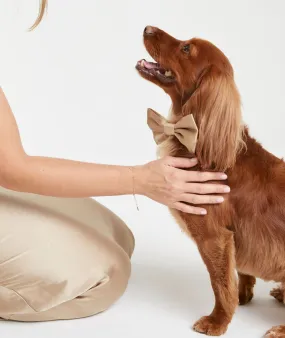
top-left (147, 108), bottom-right (198, 153)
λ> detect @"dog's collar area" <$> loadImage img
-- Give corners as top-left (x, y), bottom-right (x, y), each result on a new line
top-left (147, 108), bottom-right (198, 153)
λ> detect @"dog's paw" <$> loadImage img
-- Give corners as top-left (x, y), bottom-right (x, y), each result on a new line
top-left (265, 326), bottom-right (285, 337)
top-left (193, 316), bottom-right (228, 336)
top-left (239, 285), bottom-right (254, 305)
top-left (270, 287), bottom-right (284, 303)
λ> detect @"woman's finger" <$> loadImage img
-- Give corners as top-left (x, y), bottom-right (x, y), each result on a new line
top-left (180, 193), bottom-right (224, 205)
top-left (186, 183), bottom-right (230, 194)
top-left (173, 202), bottom-right (207, 215)
top-left (183, 170), bottom-right (228, 182)
top-left (164, 156), bottom-right (198, 168)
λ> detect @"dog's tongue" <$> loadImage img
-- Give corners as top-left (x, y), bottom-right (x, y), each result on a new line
top-left (143, 60), bottom-right (158, 69)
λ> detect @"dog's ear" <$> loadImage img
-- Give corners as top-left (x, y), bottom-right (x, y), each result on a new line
top-left (182, 65), bottom-right (244, 171)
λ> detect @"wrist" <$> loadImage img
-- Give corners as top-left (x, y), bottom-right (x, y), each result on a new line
top-left (132, 165), bottom-right (148, 196)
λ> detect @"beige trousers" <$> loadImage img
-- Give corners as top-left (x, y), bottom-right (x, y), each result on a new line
top-left (0, 186), bottom-right (135, 322)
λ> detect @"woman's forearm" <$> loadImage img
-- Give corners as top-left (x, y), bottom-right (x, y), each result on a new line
top-left (0, 153), bottom-right (231, 215)
top-left (3, 155), bottom-right (138, 197)
top-left (0, 88), bottom-right (137, 198)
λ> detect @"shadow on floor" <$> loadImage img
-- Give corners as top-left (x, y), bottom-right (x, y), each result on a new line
top-left (128, 260), bottom-right (284, 328)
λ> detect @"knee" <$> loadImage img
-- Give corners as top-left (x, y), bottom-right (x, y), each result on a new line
top-left (76, 247), bottom-right (132, 318)
top-left (105, 247), bottom-right (132, 302)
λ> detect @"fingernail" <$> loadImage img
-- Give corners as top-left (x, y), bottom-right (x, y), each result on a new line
top-left (216, 197), bottom-right (224, 203)
top-left (200, 209), bottom-right (207, 215)
top-left (224, 186), bottom-right (230, 192)
top-left (221, 174), bottom-right (227, 179)
top-left (190, 158), bottom-right (198, 163)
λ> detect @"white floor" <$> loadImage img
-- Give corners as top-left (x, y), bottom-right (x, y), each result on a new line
top-left (1, 196), bottom-right (284, 338)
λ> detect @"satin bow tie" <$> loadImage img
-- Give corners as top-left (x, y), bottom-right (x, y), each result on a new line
top-left (147, 108), bottom-right (198, 153)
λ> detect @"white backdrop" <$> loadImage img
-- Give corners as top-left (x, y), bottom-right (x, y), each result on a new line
top-left (0, 1), bottom-right (284, 338)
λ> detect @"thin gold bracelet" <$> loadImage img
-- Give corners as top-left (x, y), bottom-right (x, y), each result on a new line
top-left (129, 167), bottom-right (139, 211)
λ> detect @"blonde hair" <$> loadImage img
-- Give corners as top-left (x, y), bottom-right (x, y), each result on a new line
top-left (29, 0), bottom-right (48, 31)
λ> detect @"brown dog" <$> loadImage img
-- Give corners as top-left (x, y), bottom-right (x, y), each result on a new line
top-left (136, 26), bottom-right (285, 337)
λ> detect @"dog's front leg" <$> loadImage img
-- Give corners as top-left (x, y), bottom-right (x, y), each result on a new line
top-left (193, 229), bottom-right (238, 336)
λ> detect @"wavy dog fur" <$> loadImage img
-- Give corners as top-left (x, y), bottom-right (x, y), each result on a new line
top-left (137, 26), bottom-right (285, 337)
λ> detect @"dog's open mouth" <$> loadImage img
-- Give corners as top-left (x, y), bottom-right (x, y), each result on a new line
top-left (136, 59), bottom-right (175, 84)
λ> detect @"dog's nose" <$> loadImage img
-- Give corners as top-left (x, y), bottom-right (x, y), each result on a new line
top-left (144, 26), bottom-right (156, 35)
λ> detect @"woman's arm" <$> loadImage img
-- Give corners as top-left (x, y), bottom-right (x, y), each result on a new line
top-left (0, 88), bottom-right (229, 214)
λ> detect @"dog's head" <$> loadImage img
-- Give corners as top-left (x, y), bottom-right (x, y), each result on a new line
top-left (136, 26), bottom-right (245, 171)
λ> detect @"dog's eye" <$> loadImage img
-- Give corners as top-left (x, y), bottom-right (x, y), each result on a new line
top-left (182, 44), bottom-right (191, 54)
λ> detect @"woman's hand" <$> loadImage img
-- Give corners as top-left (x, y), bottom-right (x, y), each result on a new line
top-left (135, 156), bottom-right (230, 215)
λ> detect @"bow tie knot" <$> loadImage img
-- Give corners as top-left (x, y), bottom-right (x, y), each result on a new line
top-left (163, 123), bottom-right (175, 136)
top-left (147, 108), bottom-right (198, 153)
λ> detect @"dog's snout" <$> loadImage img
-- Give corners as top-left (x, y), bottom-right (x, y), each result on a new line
top-left (144, 26), bottom-right (156, 35)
